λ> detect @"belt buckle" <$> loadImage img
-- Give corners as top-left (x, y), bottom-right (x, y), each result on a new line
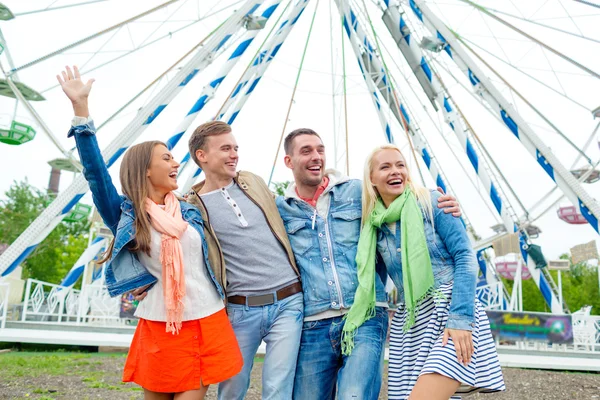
top-left (247, 293), bottom-right (276, 307)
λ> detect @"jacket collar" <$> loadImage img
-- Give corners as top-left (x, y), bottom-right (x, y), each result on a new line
top-left (119, 195), bottom-right (197, 219)
top-left (284, 169), bottom-right (351, 201)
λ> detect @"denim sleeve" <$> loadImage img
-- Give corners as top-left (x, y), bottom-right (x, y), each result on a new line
top-left (68, 121), bottom-right (123, 234)
top-left (431, 191), bottom-right (478, 331)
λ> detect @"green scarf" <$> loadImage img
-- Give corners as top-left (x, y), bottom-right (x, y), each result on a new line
top-left (341, 187), bottom-right (434, 355)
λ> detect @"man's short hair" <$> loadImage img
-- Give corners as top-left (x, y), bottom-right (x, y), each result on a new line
top-left (284, 128), bottom-right (321, 155)
top-left (188, 121), bottom-right (232, 165)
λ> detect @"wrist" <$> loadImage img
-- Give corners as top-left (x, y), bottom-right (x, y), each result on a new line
top-left (72, 99), bottom-right (89, 118)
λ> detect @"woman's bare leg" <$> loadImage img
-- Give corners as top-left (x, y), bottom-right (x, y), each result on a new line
top-left (173, 381), bottom-right (209, 400)
top-left (408, 373), bottom-right (461, 400)
top-left (143, 389), bottom-right (173, 400)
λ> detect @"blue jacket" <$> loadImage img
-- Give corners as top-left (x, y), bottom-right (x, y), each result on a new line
top-left (276, 171), bottom-right (387, 317)
top-left (377, 190), bottom-right (478, 330)
top-left (68, 121), bottom-right (225, 299)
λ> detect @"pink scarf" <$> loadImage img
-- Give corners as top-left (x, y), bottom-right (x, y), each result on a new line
top-left (145, 192), bottom-right (188, 334)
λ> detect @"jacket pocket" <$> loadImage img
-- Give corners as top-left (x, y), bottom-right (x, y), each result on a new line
top-left (284, 219), bottom-right (315, 256)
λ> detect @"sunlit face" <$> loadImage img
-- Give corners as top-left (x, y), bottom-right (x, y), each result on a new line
top-left (195, 133), bottom-right (239, 180)
top-left (146, 144), bottom-right (179, 193)
top-left (370, 149), bottom-right (409, 205)
top-left (284, 134), bottom-right (326, 187)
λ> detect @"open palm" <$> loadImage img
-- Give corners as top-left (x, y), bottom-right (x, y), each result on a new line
top-left (56, 65), bottom-right (94, 103)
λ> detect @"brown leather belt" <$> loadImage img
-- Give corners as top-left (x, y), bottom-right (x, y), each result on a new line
top-left (227, 282), bottom-right (302, 307)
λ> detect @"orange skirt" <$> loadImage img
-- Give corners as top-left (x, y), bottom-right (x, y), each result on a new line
top-left (123, 308), bottom-right (242, 392)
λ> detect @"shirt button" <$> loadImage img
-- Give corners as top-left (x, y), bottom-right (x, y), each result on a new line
top-left (322, 257), bottom-right (328, 262)
top-left (238, 214), bottom-right (241, 217)
top-left (328, 281), bottom-right (333, 286)
top-left (221, 188), bottom-right (225, 191)
top-left (233, 204), bottom-right (237, 207)
top-left (331, 302), bottom-right (337, 306)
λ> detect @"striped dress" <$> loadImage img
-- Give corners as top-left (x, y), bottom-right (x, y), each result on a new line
top-left (388, 282), bottom-right (505, 399)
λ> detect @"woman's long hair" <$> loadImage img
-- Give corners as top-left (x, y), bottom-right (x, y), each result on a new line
top-left (99, 140), bottom-right (167, 262)
top-left (361, 144), bottom-right (433, 225)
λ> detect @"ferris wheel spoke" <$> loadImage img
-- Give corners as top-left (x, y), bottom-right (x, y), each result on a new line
top-left (13, 0), bottom-right (110, 17)
top-left (9, 0), bottom-right (182, 75)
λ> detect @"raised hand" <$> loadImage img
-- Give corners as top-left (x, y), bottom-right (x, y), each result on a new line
top-left (56, 65), bottom-right (95, 117)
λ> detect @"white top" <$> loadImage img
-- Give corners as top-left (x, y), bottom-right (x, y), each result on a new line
top-left (135, 223), bottom-right (224, 321)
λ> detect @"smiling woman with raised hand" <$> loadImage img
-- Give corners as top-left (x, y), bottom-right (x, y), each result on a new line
top-left (343, 144), bottom-right (505, 400)
top-left (56, 66), bottom-right (242, 400)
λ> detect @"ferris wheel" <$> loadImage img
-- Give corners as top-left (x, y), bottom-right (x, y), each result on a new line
top-left (0, 0), bottom-right (599, 316)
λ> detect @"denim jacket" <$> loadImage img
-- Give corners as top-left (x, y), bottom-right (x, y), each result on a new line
top-left (68, 121), bottom-right (225, 299)
top-left (377, 190), bottom-right (478, 330)
top-left (276, 171), bottom-right (387, 317)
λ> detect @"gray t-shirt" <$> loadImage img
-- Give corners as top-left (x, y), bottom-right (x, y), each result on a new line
top-left (200, 181), bottom-right (298, 296)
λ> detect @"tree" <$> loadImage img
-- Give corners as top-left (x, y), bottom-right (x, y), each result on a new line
top-left (0, 179), bottom-right (90, 284)
top-left (271, 181), bottom-right (291, 196)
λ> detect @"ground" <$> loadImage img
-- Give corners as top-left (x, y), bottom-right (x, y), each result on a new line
top-left (0, 352), bottom-right (598, 399)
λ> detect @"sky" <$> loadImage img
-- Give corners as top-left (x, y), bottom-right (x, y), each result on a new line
top-left (0, 0), bottom-right (599, 264)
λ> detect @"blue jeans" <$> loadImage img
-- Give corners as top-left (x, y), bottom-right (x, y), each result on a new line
top-left (293, 307), bottom-right (388, 400)
top-left (218, 292), bottom-right (304, 400)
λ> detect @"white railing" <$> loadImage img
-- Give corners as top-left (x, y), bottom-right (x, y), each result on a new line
top-left (20, 278), bottom-right (134, 328)
top-left (572, 314), bottom-right (600, 352)
top-left (0, 282), bottom-right (9, 329)
top-left (477, 282), bottom-right (504, 310)
top-left (22, 279), bottom-right (81, 323)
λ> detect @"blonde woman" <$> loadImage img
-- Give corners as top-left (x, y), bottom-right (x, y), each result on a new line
top-left (57, 66), bottom-right (242, 400)
top-left (342, 144), bottom-right (505, 399)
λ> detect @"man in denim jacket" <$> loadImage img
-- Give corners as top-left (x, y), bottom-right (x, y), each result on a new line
top-left (276, 129), bottom-right (460, 399)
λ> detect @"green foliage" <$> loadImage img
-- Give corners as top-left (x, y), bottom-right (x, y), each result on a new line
top-left (0, 179), bottom-right (90, 286)
top-left (505, 252), bottom-right (600, 315)
top-left (271, 181), bottom-right (291, 196)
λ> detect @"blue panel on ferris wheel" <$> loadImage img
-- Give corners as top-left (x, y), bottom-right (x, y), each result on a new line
top-left (490, 185), bottom-right (502, 214)
top-left (107, 147), bottom-right (126, 168)
top-left (436, 32), bottom-right (452, 58)
top-left (578, 199), bottom-right (598, 231)
top-left (1, 245), bottom-right (36, 277)
top-left (229, 38), bottom-right (253, 60)
top-left (145, 104), bottom-right (167, 125)
top-left (61, 265), bottom-right (85, 287)
top-left (187, 95), bottom-right (208, 116)
top-left (246, 4), bottom-right (260, 15)
top-left (60, 193), bottom-right (85, 216)
top-left (409, 0), bottom-right (423, 21)
top-left (271, 43), bottom-right (283, 58)
top-left (400, 104), bottom-right (410, 124)
top-left (400, 17), bottom-right (411, 45)
top-left (214, 34), bottom-right (232, 52)
top-left (422, 148), bottom-right (432, 167)
top-left (181, 153), bottom-right (191, 163)
top-left (386, 125), bottom-right (392, 143)
top-left (247, 77), bottom-right (261, 94)
top-left (262, 4), bottom-right (278, 18)
top-left (500, 110), bottom-right (519, 138)
top-left (436, 177), bottom-right (446, 193)
top-left (232, 83), bottom-right (244, 98)
top-left (209, 77), bottom-right (225, 88)
top-left (350, 10), bottom-right (357, 26)
top-left (279, 20), bottom-right (288, 29)
top-left (468, 69), bottom-right (480, 86)
top-left (179, 69), bottom-right (199, 87)
top-left (536, 150), bottom-right (555, 181)
top-left (538, 274), bottom-right (553, 309)
top-left (420, 57), bottom-right (432, 82)
top-left (166, 132), bottom-right (184, 150)
top-left (443, 97), bottom-right (452, 113)
top-left (476, 250), bottom-right (487, 278)
top-left (449, 122), bottom-right (455, 131)
top-left (291, 8), bottom-right (305, 25)
top-left (466, 140), bottom-right (479, 172)
top-left (193, 168), bottom-right (203, 178)
top-left (228, 111), bottom-right (240, 125)
top-left (343, 18), bottom-right (351, 37)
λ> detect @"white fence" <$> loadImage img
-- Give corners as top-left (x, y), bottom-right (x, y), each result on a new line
top-left (0, 282), bottom-right (9, 329)
top-left (476, 282), bottom-right (504, 310)
top-left (21, 278), bottom-right (133, 328)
